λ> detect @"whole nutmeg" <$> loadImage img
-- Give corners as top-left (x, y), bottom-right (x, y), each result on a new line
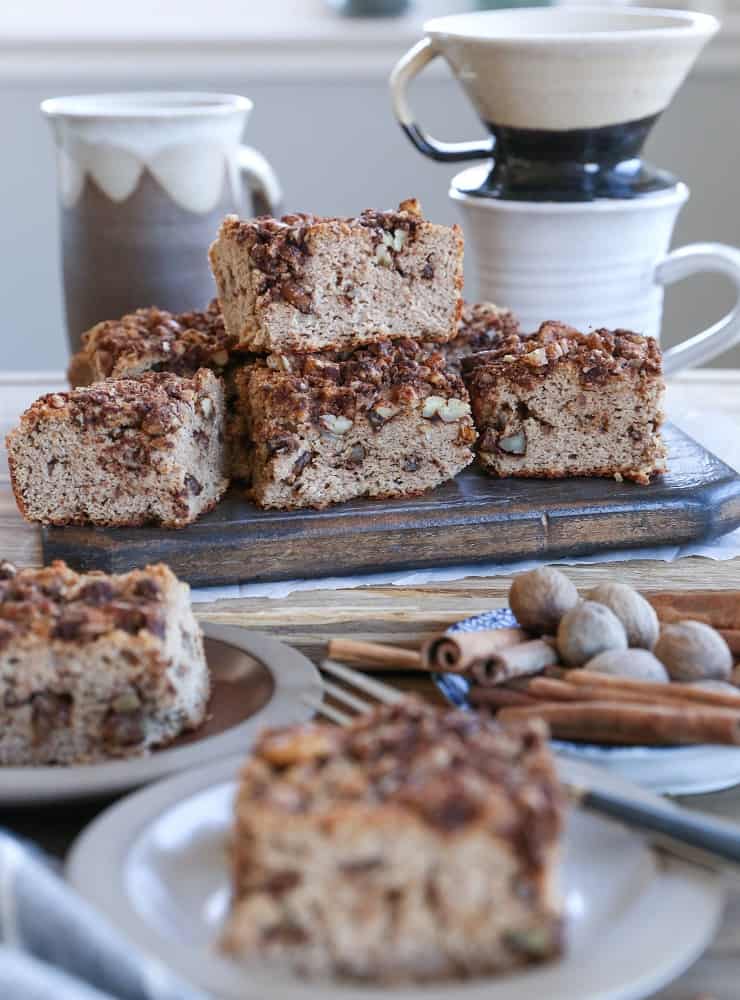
top-left (557, 601), bottom-right (628, 667)
top-left (509, 567), bottom-right (579, 635)
top-left (583, 649), bottom-right (669, 683)
top-left (654, 621), bottom-right (733, 682)
top-left (585, 582), bottom-right (659, 650)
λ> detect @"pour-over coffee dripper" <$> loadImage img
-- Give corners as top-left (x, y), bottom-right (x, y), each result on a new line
top-left (389, 6), bottom-right (740, 373)
top-left (391, 6), bottom-right (718, 201)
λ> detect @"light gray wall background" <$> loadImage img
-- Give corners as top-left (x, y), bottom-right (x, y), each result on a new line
top-left (1, 65), bottom-right (739, 371)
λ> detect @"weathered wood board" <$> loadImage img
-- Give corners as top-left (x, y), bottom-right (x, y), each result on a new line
top-left (42, 424), bottom-right (740, 587)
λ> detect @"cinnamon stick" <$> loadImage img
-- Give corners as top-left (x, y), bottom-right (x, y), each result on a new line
top-left (514, 675), bottom-right (660, 705)
top-left (647, 591), bottom-right (740, 630)
top-left (514, 675), bottom-right (735, 712)
top-left (498, 701), bottom-right (740, 746)
top-left (422, 627), bottom-right (527, 673)
top-left (470, 639), bottom-right (559, 686)
top-left (469, 686), bottom-right (537, 709)
top-left (326, 638), bottom-right (422, 671)
top-left (566, 669), bottom-right (740, 711)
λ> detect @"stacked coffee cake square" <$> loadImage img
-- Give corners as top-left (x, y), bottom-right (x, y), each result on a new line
top-left (210, 198), bottom-right (478, 509)
top-left (7, 199), bottom-right (666, 528)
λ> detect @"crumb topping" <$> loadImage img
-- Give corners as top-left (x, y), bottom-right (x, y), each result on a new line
top-left (239, 340), bottom-right (472, 435)
top-left (458, 301), bottom-right (520, 351)
top-left (74, 300), bottom-right (235, 381)
top-left (18, 369), bottom-right (219, 438)
top-left (438, 302), bottom-right (521, 371)
top-left (242, 699), bottom-right (563, 857)
top-left (0, 560), bottom-right (174, 649)
top-left (463, 323), bottom-right (663, 387)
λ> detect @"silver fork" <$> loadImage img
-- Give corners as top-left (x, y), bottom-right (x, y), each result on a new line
top-left (302, 657), bottom-right (404, 725)
top-left (305, 658), bottom-right (740, 874)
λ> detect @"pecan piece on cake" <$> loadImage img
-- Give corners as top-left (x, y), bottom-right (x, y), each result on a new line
top-left (67, 299), bottom-right (236, 387)
top-left (7, 369), bottom-right (228, 528)
top-left (229, 339), bottom-right (476, 509)
top-left (463, 323), bottom-right (667, 484)
top-left (0, 561), bottom-right (208, 765)
top-left (208, 199), bottom-right (464, 353)
top-left (223, 699), bottom-right (565, 982)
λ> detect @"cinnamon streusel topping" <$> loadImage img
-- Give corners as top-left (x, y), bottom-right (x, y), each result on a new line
top-left (246, 340), bottom-right (471, 431)
top-left (0, 561), bottom-right (171, 650)
top-left (20, 370), bottom-right (215, 437)
top-left (463, 323), bottom-right (663, 389)
top-left (77, 300), bottom-right (235, 379)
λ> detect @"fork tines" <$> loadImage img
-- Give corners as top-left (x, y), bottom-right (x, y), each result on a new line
top-left (305, 657), bottom-right (404, 726)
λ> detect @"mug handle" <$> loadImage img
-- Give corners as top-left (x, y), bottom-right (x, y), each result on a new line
top-left (238, 146), bottom-right (283, 217)
top-left (655, 243), bottom-right (740, 375)
top-left (390, 38), bottom-right (494, 163)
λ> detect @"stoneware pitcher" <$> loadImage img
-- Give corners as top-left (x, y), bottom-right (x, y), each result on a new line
top-left (42, 92), bottom-right (282, 353)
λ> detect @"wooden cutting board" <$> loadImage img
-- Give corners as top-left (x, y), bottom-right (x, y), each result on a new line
top-left (42, 423), bottom-right (740, 587)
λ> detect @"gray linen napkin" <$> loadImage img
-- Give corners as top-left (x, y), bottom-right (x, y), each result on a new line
top-left (0, 830), bottom-right (209, 1000)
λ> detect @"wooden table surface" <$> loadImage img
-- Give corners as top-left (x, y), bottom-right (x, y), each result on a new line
top-left (3, 370), bottom-right (740, 999)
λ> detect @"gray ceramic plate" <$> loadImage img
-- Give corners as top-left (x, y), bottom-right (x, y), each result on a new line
top-left (435, 609), bottom-right (740, 796)
top-left (67, 754), bottom-right (724, 1000)
top-left (1, 624), bottom-right (322, 805)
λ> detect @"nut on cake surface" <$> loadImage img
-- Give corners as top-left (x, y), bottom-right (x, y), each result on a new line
top-left (209, 199), bottom-right (464, 353)
top-left (229, 339), bottom-right (476, 509)
top-left (224, 698), bottom-right (564, 982)
top-left (463, 323), bottom-right (667, 484)
top-left (0, 560), bottom-right (208, 765)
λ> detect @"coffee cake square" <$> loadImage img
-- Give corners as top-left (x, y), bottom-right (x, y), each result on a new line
top-left (0, 560), bottom-right (208, 765)
top-left (463, 323), bottom-right (666, 484)
top-left (209, 199), bottom-right (464, 353)
top-left (229, 340), bottom-right (476, 509)
top-left (7, 369), bottom-right (228, 528)
top-left (224, 700), bottom-right (564, 982)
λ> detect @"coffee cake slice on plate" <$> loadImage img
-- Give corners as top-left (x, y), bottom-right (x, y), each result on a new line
top-left (7, 369), bottom-right (228, 528)
top-left (224, 699), bottom-right (564, 982)
top-left (229, 339), bottom-right (476, 508)
top-left (0, 560), bottom-right (208, 765)
top-left (209, 199), bottom-right (464, 353)
top-left (463, 323), bottom-right (667, 484)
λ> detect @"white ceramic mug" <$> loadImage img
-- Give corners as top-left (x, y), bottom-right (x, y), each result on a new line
top-left (451, 171), bottom-right (740, 374)
top-left (42, 91), bottom-right (282, 352)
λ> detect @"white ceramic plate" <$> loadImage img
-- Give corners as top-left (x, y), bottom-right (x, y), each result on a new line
top-left (436, 609), bottom-right (740, 796)
top-left (1, 624), bottom-right (321, 805)
top-left (67, 755), bottom-right (724, 1000)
